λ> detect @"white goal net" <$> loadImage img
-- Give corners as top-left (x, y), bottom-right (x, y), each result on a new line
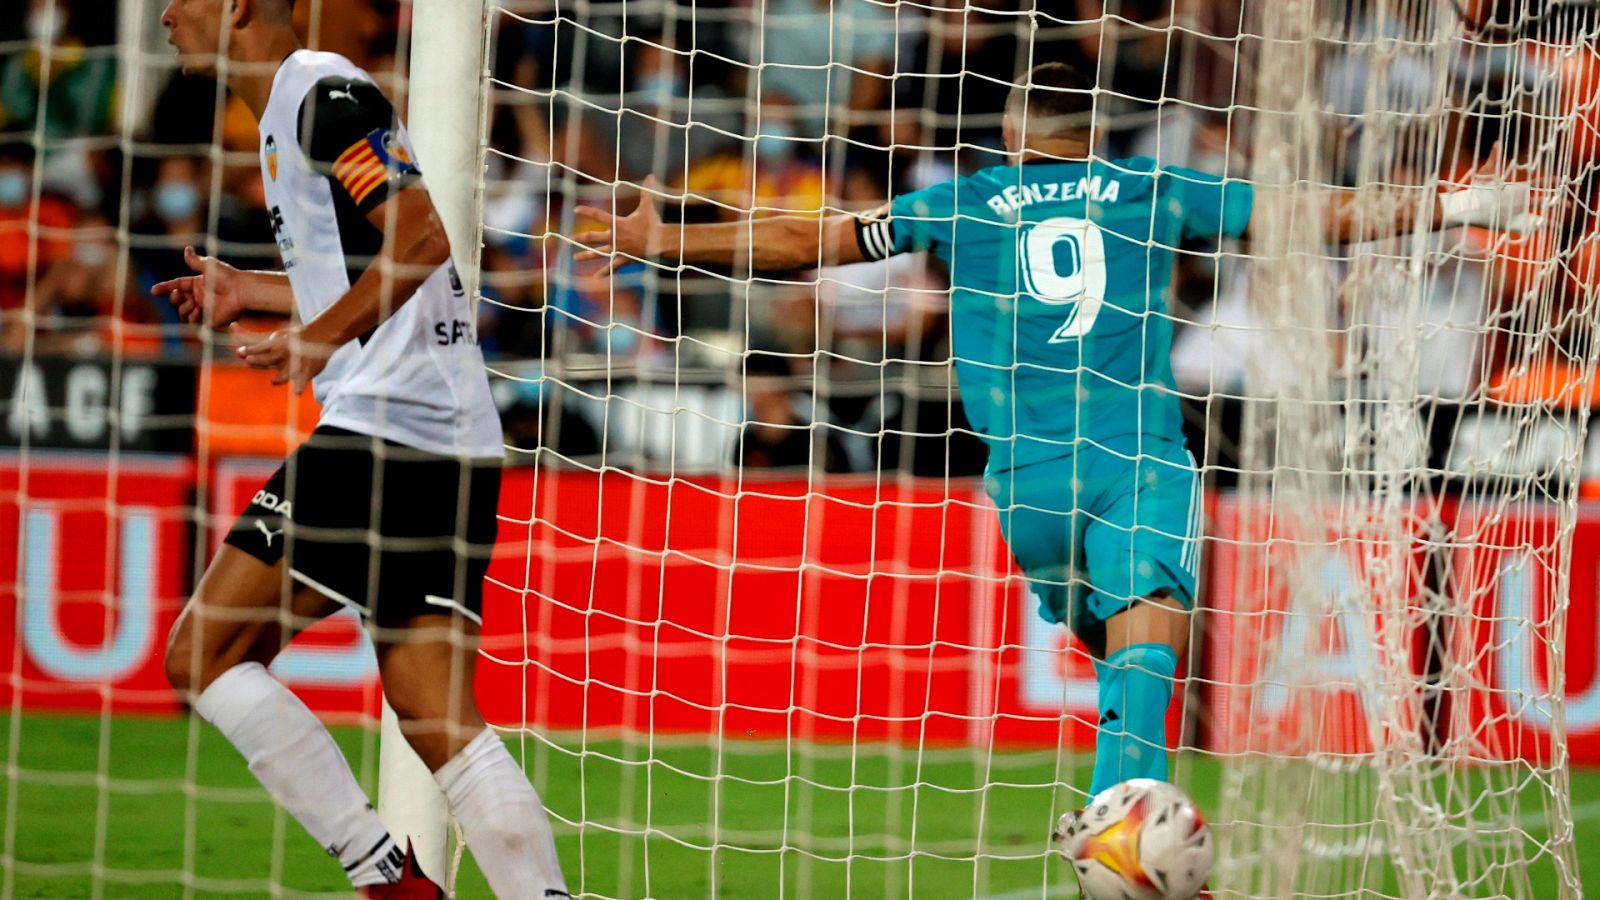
top-left (0, 0), bottom-right (1596, 897)
top-left (481, 0), bottom-right (1597, 897)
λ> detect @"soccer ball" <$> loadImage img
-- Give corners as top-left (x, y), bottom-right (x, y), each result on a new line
top-left (1053, 778), bottom-right (1213, 900)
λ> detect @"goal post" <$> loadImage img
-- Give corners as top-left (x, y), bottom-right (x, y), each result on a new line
top-left (381, 0), bottom-right (492, 882)
top-left (406, 0), bottom-right (490, 305)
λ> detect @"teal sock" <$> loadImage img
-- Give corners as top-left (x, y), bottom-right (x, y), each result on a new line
top-left (1088, 642), bottom-right (1179, 797)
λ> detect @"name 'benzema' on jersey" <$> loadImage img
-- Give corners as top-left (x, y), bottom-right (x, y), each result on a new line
top-left (256, 50), bottom-right (501, 459)
top-left (983, 175), bottom-right (1122, 216)
top-left (854, 156), bottom-right (1252, 473)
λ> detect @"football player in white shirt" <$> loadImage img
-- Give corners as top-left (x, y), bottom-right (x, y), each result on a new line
top-left (155, 1), bottom-right (568, 896)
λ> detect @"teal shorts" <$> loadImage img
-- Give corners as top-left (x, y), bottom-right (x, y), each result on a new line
top-left (985, 440), bottom-right (1201, 651)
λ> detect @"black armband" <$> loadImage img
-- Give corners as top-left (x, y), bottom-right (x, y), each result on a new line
top-left (854, 206), bottom-right (896, 261)
top-left (298, 77), bottom-right (421, 214)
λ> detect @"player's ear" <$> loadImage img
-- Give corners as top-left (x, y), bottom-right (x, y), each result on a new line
top-left (1001, 113), bottom-right (1017, 156)
top-left (227, 0), bottom-right (251, 31)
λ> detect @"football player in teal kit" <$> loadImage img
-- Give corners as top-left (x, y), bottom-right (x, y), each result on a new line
top-left (574, 62), bottom-right (1531, 811)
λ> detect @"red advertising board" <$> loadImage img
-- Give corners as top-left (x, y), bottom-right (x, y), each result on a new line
top-left (5, 454), bottom-right (1597, 764)
top-left (1450, 502), bottom-right (1600, 765)
top-left (1205, 495), bottom-right (1431, 757)
top-left (0, 454), bottom-right (192, 713)
top-left (477, 469), bottom-right (989, 743)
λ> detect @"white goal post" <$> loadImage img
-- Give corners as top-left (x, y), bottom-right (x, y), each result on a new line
top-left (381, 0), bottom-right (492, 883)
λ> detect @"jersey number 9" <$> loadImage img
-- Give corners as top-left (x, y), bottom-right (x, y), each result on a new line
top-left (1020, 215), bottom-right (1108, 344)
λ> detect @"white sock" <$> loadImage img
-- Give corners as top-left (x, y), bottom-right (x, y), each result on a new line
top-left (194, 662), bottom-right (404, 887)
top-left (435, 728), bottom-right (569, 899)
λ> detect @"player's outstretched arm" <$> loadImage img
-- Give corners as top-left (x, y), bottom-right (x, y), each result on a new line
top-left (237, 184), bottom-right (450, 393)
top-left (574, 178), bottom-right (869, 273)
top-left (1258, 143), bottom-right (1538, 244)
top-left (153, 245), bottom-right (294, 325)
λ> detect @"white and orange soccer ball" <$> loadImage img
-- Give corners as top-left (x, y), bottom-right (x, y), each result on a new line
top-left (1053, 779), bottom-right (1213, 900)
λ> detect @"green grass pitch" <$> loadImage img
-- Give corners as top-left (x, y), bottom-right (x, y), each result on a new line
top-left (0, 711), bottom-right (1594, 898)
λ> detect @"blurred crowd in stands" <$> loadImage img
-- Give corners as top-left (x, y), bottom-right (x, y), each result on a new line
top-left (0, 0), bottom-right (1596, 472)
top-left (0, 0), bottom-right (401, 362)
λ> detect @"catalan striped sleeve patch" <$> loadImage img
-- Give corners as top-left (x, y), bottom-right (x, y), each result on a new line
top-left (332, 134), bottom-right (391, 207)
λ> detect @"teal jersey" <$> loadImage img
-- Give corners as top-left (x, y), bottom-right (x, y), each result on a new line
top-left (869, 157), bottom-right (1252, 472)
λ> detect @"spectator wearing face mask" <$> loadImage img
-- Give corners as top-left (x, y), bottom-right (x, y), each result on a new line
top-left (669, 95), bottom-right (831, 342)
top-left (130, 154), bottom-right (272, 346)
top-left (152, 160), bottom-right (206, 232)
top-left (129, 155), bottom-right (210, 346)
top-left (132, 155), bottom-right (205, 257)
top-left (0, 142), bottom-right (78, 349)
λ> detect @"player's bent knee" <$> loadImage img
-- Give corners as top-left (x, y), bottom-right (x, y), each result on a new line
top-left (163, 602), bottom-right (282, 698)
top-left (163, 616), bottom-right (242, 698)
top-left (163, 619), bottom-right (199, 696)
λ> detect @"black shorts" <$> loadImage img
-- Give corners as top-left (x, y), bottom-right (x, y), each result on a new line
top-left (223, 426), bottom-right (502, 627)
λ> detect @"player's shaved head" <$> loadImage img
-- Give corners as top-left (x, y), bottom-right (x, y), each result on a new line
top-left (259, 0), bottom-right (295, 22)
top-left (1007, 63), bottom-right (1097, 142)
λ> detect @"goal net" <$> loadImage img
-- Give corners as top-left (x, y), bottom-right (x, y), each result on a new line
top-left (0, 0), bottom-right (1596, 897)
top-left (1216, 1), bottom-right (1593, 896)
top-left (480, 0), bottom-right (1596, 896)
